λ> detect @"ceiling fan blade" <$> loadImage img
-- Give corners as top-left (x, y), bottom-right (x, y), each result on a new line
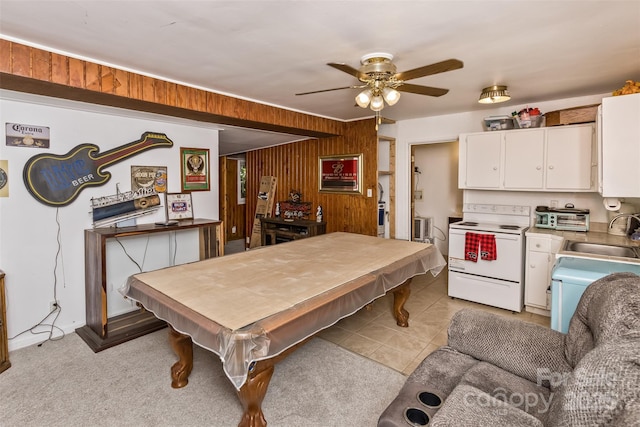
top-left (394, 59), bottom-right (463, 81)
top-left (328, 63), bottom-right (368, 80)
top-left (295, 86), bottom-right (357, 96)
top-left (397, 83), bottom-right (449, 97)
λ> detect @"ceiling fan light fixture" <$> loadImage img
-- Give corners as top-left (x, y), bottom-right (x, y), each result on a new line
top-left (355, 89), bottom-right (373, 108)
top-left (478, 85), bottom-right (511, 104)
top-left (382, 87), bottom-right (401, 106)
top-left (370, 95), bottom-right (385, 111)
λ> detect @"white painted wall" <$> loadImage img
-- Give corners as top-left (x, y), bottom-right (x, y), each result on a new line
top-left (413, 141), bottom-right (462, 256)
top-left (0, 90), bottom-right (220, 350)
top-left (395, 92), bottom-right (616, 240)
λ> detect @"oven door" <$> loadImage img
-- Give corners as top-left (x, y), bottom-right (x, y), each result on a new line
top-left (448, 227), bottom-right (523, 282)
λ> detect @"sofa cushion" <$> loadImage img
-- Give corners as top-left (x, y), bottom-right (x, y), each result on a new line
top-left (459, 361), bottom-right (553, 424)
top-left (447, 309), bottom-right (571, 388)
top-left (565, 272), bottom-right (640, 367)
top-left (550, 336), bottom-right (640, 426)
top-left (429, 384), bottom-right (543, 427)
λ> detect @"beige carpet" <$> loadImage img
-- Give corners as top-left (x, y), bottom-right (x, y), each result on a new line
top-left (0, 329), bottom-right (406, 426)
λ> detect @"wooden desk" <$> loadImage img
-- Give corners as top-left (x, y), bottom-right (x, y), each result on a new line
top-left (124, 232), bottom-right (445, 427)
top-left (260, 217), bottom-right (326, 246)
top-left (76, 219), bottom-right (223, 352)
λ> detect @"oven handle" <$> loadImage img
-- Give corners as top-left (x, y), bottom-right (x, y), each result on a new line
top-left (449, 229), bottom-right (520, 240)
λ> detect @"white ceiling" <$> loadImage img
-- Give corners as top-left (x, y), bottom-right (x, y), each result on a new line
top-left (1, 1), bottom-right (639, 155)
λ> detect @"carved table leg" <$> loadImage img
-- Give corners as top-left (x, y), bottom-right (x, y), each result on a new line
top-left (392, 279), bottom-right (412, 327)
top-left (168, 326), bottom-right (193, 389)
top-left (235, 338), bottom-right (309, 427)
top-left (237, 361), bottom-right (274, 427)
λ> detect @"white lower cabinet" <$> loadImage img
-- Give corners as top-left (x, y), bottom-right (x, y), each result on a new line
top-left (525, 234), bottom-right (563, 314)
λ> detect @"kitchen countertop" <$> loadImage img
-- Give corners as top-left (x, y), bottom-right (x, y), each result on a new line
top-left (526, 222), bottom-right (640, 264)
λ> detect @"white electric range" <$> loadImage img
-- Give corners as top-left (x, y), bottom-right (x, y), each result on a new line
top-left (448, 204), bottom-right (530, 312)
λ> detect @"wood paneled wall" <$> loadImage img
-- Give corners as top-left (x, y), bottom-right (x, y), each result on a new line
top-left (219, 156), bottom-right (246, 243)
top-left (0, 40), bottom-right (342, 138)
top-left (245, 118), bottom-right (379, 237)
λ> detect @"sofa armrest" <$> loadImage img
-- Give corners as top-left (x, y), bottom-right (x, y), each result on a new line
top-left (447, 309), bottom-right (571, 387)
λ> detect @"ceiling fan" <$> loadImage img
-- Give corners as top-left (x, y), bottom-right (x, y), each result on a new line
top-left (296, 53), bottom-right (464, 113)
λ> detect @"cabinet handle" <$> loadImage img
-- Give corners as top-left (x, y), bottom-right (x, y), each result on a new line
top-left (530, 264), bottom-right (536, 268)
top-left (493, 166), bottom-right (498, 171)
top-left (535, 243), bottom-right (541, 248)
top-left (536, 166), bottom-right (542, 170)
top-left (549, 165), bottom-right (554, 170)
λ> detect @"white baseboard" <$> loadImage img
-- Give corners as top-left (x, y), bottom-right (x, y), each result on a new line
top-left (8, 322), bottom-right (83, 352)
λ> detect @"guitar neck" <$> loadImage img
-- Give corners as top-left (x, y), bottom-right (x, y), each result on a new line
top-left (96, 132), bottom-right (173, 168)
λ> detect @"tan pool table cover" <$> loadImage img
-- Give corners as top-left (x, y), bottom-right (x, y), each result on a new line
top-left (124, 232), bottom-right (445, 388)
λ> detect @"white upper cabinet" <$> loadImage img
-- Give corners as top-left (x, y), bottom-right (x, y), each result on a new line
top-left (459, 123), bottom-right (595, 192)
top-left (599, 93), bottom-right (640, 197)
top-left (546, 125), bottom-right (594, 190)
top-left (459, 132), bottom-right (502, 189)
top-left (503, 129), bottom-right (545, 189)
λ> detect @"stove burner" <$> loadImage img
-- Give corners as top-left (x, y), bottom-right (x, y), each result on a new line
top-left (458, 222), bottom-right (478, 226)
top-left (500, 225), bottom-right (520, 230)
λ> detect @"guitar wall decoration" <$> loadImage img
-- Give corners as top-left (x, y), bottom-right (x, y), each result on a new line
top-left (23, 132), bottom-right (174, 207)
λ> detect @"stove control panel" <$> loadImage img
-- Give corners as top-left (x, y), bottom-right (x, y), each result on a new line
top-left (462, 204), bottom-right (531, 216)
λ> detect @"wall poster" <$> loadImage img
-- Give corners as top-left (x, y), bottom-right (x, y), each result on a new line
top-left (180, 147), bottom-right (210, 192)
top-left (0, 160), bottom-right (8, 197)
top-left (5, 123), bottom-right (50, 148)
top-left (131, 165), bottom-right (168, 193)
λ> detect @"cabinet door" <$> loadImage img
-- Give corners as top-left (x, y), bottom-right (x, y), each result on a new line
top-left (504, 129), bottom-right (545, 189)
top-left (546, 124), bottom-right (594, 190)
top-left (461, 132), bottom-right (502, 189)
top-left (601, 93), bottom-right (640, 197)
top-left (525, 250), bottom-right (551, 308)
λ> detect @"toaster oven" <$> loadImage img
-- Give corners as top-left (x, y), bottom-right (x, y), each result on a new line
top-left (535, 207), bottom-right (590, 231)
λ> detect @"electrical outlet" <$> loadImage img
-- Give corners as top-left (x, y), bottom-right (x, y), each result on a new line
top-left (232, 226), bottom-right (237, 234)
top-left (550, 200), bottom-right (558, 208)
top-left (414, 190), bottom-right (423, 200)
top-left (50, 301), bottom-right (58, 311)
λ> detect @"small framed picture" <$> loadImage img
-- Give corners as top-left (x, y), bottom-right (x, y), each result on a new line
top-left (166, 193), bottom-right (194, 220)
top-left (180, 147), bottom-right (210, 192)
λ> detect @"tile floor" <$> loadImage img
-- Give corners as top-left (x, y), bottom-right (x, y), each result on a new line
top-left (318, 270), bottom-right (551, 376)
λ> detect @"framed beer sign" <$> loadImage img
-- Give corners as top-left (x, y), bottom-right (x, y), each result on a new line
top-left (318, 154), bottom-right (362, 194)
top-left (180, 147), bottom-right (210, 192)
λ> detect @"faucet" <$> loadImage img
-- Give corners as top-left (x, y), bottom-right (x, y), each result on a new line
top-left (608, 213), bottom-right (640, 229)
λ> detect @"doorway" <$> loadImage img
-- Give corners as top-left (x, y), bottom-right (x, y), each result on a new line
top-left (410, 141), bottom-right (463, 256)
top-left (219, 155), bottom-right (247, 250)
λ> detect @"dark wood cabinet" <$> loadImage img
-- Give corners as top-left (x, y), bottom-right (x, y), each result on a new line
top-left (76, 219), bottom-right (223, 352)
top-left (0, 270), bottom-right (9, 373)
top-left (260, 217), bottom-right (326, 246)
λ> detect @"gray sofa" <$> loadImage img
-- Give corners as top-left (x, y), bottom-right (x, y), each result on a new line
top-left (378, 272), bottom-right (640, 426)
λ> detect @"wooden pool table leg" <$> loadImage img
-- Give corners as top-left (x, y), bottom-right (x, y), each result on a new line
top-left (236, 338), bottom-right (309, 427)
top-left (393, 279), bottom-right (412, 327)
top-left (168, 326), bottom-right (193, 389)
top-left (237, 360), bottom-right (274, 427)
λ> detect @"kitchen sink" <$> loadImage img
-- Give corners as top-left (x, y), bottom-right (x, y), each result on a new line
top-left (563, 241), bottom-right (640, 259)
